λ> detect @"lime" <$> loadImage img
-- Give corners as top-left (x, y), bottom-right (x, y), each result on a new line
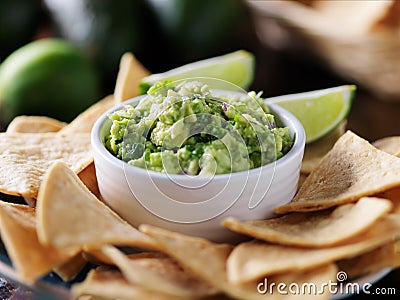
top-left (0, 38), bottom-right (100, 125)
top-left (267, 85), bottom-right (356, 144)
top-left (139, 50), bottom-right (255, 94)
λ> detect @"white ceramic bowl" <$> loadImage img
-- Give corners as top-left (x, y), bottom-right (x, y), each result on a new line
top-left (91, 93), bottom-right (305, 243)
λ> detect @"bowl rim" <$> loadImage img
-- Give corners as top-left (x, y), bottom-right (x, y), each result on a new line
top-left (91, 91), bottom-right (305, 181)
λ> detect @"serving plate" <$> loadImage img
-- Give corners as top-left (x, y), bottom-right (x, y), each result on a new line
top-left (0, 244), bottom-right (70, 299)
top-left (0, 239), bottom-right (392, 300)
top-left (331, 268), bottom-right (392, 300)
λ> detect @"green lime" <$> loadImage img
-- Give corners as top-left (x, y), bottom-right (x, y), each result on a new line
top-left (139, 50), bottom-right (255, 94)
top-left (268, 85), bottom-right (356, 144)
top-left (0, 38), bottom-right (100, 125)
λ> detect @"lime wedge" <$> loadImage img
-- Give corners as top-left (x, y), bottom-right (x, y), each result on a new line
top-left (139, 50), bottom-right (255, 94)
top-left (267, 85), bottom-right (356, 144)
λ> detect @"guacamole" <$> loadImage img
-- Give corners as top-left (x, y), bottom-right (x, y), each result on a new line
top-left (104, 81), bottom-right (293, 175)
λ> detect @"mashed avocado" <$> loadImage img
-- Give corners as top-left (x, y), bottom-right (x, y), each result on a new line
top-left (104, 81), bottom-right (293, 175)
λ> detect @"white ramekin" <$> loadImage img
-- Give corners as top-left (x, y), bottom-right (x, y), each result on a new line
top-left (91, 94), bottom-right (305, 243)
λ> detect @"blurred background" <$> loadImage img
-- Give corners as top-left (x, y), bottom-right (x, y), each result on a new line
top-left (1, 0), bottom-right (400, 140)
top-left (0, 0), bottom-right (399, 298)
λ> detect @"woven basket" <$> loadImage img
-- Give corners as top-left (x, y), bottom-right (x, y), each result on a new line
top-left (247, 0), bottom-right (400, 102)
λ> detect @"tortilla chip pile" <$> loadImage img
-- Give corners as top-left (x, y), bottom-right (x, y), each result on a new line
top-left (0, 53), bottom-right (400, 299)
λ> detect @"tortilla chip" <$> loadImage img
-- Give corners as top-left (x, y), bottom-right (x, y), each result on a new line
top-left (0, 201), bottom-right (79, 282)
top-left (0, 132), bottom-right (92, 198)
top-left (226, 215), bottom-right (400, 283)
top-left (82, 245), bottom-right (116, 266)
top-left (371, 0), bottom-right (400, 30)
top-left (36, 161), bottom-right (159, 250)
top-left (75, 296), bottom-right (94, 300)
top-left (293, 0), bottom-right (317, 7)
top-left (99, 245), bottom-right (218, 298)
top-left (377, 187), bottom-right (400, 213)
top-left (275, 131), bottom-right (400, 214)
top-left (337, 242), bottom-right (400, 278)
top-left (53, 252), bottom-right (87, 282)
top-left (78, 162), bottom-right (101, 200)
top-left (114, 52), bottom-right (150, 104)
top-left (372, 136), bottom-right (400, 157)
top-left (301, 121), bottom-right (346, 174)
top-left (6, 116), bottom-right (66, 133)
top-left (72, 267), bottom-right (183, 300)
top-left (314, 0), bottom-right (393, 34)
top-left (59, 95), bottom-right (114, 134)
top-left (223, 197), bottom-right (392, 247)
top-left (140, 225), bottom-right (336, 300)
top-left (139, 225), bottom-right (233, 296)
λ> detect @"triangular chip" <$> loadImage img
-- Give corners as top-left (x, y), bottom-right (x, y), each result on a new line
top-left (223, 197), bottom-right (392, 247)
top-left (369, 0), bottom-right (400, 31)
top-left (71, 267), bottom-right (181, 300)
top-left (78, 162), bottom-right (101, 200)
top-left (0, 132), bottom-right (92, 198)
top-left (82, 245), bottom-right (116, 266)
top-left (140, 224), bottom-right (230, 294)
top-left (301, 120), bottom-right (346, 174)
top-left (373, 136), bottom-right (400, 157)
top-left (59, 95), bottom-right (115, 134)
top-left (6, 116), bottom-right (66, 133)
top-left (275, 131), bottom-right (400, 214)
top-left (114, 52), bottom-right (150, 104)
top-left (226, 215), bottom-right (400, 283)
top-left (314, 0), bottom-right (393, 34)
top-left (337, 242), bottom-right (400, 278)
top-left (0, 201), bottom-right (79, 282)
top-left (53, 251), bottom-right (87, 282)
top-left (36, 161), bottom-right (158, 250)
top-left (140, 225), bottom-right (336, 300)
top-left (99, 245), bottom-right (218, 298)
top-left (378, 187), bottom-right (400, 214)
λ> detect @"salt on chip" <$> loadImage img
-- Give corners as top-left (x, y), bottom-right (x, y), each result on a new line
top-left (72, 267), bottom-right (182, 300)
top-left (114, 52), bottom-right (150, 104)
top-left (226, 215), bottom-right (400, 283)
top-left (337, 242), bottom-right (400, 278)
top-left (36, 161), bottom-right (159, 250)
top-left (59, 95), bottom-right (114, 134)
top-left (372, 136), bottom-right (400, 158)
top-left (223, 197), bottom-right (392, 247)
top-left (301, 121), bottom-right (346, 174)
top-left (0, 132), bottom-right (92, 198)
top-left (6, 116), bottom-right (66, 133)
top-left (0, 201), bottom-right (80, 282)
top-left (275, 131), bottom-right (400, 214)
top-left (140, 225), bottom-right (336, 300)
top-left (99, 245), bottom-right (219, 298)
